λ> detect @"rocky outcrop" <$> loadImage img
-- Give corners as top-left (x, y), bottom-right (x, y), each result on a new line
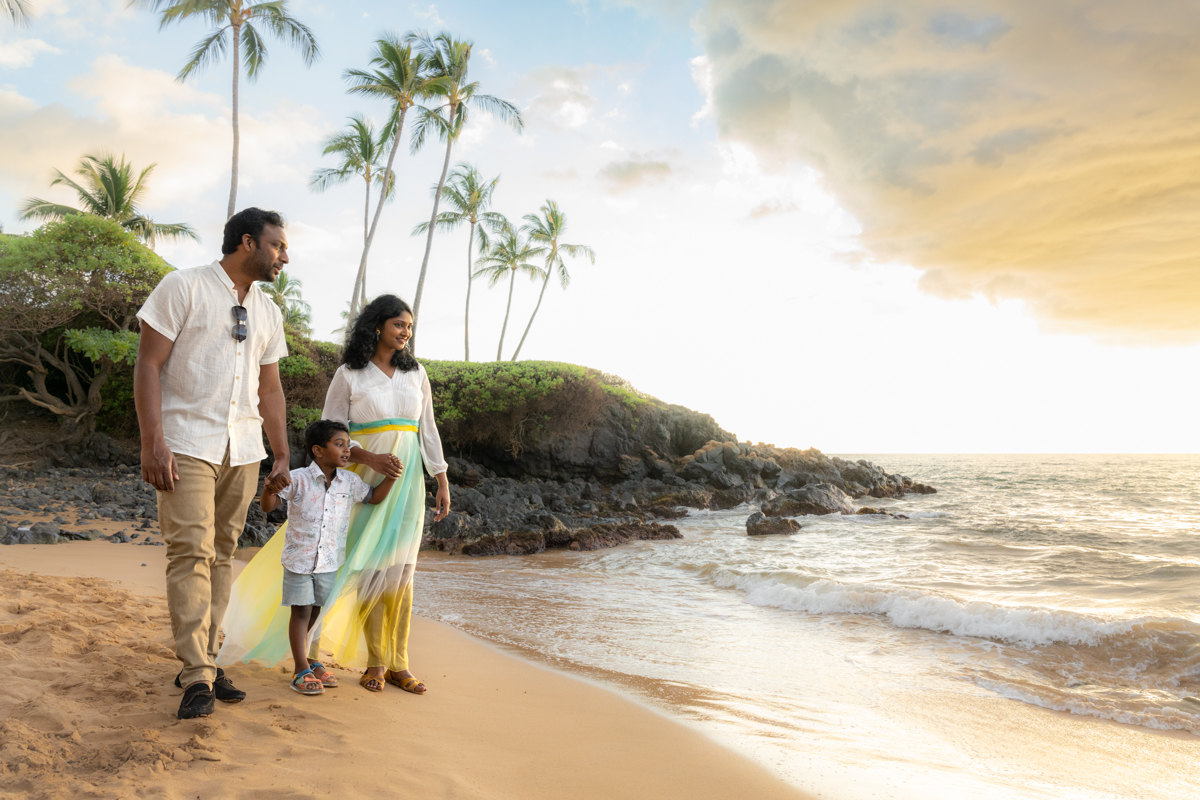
top-left (746, 512), bottom-right (801, 536)
top-left (761, 483), bottom-right (856, 517)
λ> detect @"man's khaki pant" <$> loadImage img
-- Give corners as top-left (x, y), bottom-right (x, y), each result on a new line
top-left (158, 450), bottom-right (258, 687)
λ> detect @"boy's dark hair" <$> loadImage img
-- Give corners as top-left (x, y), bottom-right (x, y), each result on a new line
top-left (303, 419), bottom-right (350, 464)
top-left (222, 207), bottom-right (286, 255)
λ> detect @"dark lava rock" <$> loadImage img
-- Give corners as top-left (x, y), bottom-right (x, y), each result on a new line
top-left (746, 512), bottom-right (802, 536)
top-left (108, 531), bottom-right (131, 543)
top-left (462, 530), bottom-right (546, 557)
top-left (761, 483), bottom-right (855, 517)
top-left (2, 522), bottom-right (63, 545)
top-left (91, 482), bottom-right (121, 506)
top-left (569, 521), bottom-right (681, 552)
top-left (239, 503), bottom-right (275, 548)
top-left (855, 507), bottom-right (889, 515)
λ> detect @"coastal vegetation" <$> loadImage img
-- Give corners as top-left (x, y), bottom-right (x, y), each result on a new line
top-left (412, 164), bottom-right (507, 361)
top-left (2, 0), bottom-right (30, 26)
top-left (135, 0), bottom-right (322, 219)
top-left (406, 31), bottom-right (524, 356)
top-left (0, 216), bottom-right (170, 445)
top-left (18, 153), bottom-right (199, 249)
top-left (7, 12), bottom-right (594, 369)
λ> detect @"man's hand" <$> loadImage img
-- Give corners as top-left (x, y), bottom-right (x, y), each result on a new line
top-left (379, 453), bottom-right (403, 479)
top-left (141, 437), bottom-right (178, 492)
top-left (264, 458), bottom-right (291, 494)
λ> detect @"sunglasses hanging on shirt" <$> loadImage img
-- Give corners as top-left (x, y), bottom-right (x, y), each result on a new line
top-left (232, 305), bottom-right (248, 342)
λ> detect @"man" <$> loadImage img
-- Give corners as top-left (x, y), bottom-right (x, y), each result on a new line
top-left (134, 207), bottom-right (292, 720)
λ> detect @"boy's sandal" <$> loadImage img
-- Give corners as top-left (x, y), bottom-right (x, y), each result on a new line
top-left (360, 672), bottom-right (384, 693)
top-left (308, 661), bottom-right (338, 688)
top-left (291, 668), bottom-right (324, 696)
top-left (386, 671), bottom-right (426, 695)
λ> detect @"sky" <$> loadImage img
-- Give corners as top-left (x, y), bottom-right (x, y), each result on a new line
top-left (2, 0), bottom-right (1198, 453)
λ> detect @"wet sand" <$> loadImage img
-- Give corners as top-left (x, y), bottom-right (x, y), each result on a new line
top-left (0, 540), bottom-right (813, 799)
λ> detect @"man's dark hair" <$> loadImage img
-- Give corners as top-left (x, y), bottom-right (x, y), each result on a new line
top-left (304, 419), bottom-right (350, 464)
top-left (221, 207), bottom-right (286, 255)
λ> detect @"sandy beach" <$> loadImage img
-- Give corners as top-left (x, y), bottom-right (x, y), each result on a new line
top-left (0, 539), bottom-right (813, 800)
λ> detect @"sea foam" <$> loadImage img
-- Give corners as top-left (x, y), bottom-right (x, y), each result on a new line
top-left (701, 565), bottom-right (1175, 648)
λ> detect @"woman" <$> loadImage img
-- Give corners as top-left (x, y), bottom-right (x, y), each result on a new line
top-left (219, 295), bottom-right (450, 694)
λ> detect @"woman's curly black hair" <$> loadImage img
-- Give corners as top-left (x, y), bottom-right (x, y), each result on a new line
top-left (342, 294), bottom-right (419, 372)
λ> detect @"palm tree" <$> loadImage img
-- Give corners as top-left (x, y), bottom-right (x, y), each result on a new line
top-left (19, 153), bottom-right (199, 248)
top-left (342, 34), bottom-right (438, 322)
top-left (473, 222), bottom-right (545, 361)
top-left (133, 0), bottom-right (320, 220)
top-left (261, 270), bottom-right (311, 334)
top-left (510, 201), bottom-right (595, 362)
top-left (309, 113), bottom-right (396, 312)
top-left (406, 30), bottom-right (523, 355)
top-left (411, 163), bottom-right (505, 361)
top-left (3, 0), bottom-right (31, 26)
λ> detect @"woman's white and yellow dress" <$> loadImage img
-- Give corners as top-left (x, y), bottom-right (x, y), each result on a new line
top-left (218, 361), bottom-right (447, 671)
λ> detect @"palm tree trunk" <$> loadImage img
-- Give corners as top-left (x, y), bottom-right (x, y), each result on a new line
top-left (498, 269), bottom-right (515, 361)
top-left (510, 268), bottom-right (550, 362)
top-left (349, 106), bottom-right (407, 322)
top-left (228, 24), bottom-right (241, 220)
top-left (410, 111), bottom-right (456, 357)
top-left (464, 221), bottom-right (475, 361)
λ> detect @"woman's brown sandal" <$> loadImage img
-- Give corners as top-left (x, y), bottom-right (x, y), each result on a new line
top-left (386, 670), bottom-right (426, 694)
top-left (359, 671), bottom-right (384, 693)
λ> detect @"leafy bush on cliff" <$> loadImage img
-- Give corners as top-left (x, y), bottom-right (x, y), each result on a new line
top-left (0, 216), bottom-right (171, 442)
top-left (424, 360), bottom-right (649, 455)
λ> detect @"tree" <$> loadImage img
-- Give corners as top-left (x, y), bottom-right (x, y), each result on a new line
top-left (0, 216), bottom-right (172, 443)
top-left (19, 153), bottom-right (199, 249)
top-left (260, 270), bottom-right (311, 335)
top-left (411, 163), bottom-right (505, 361)
top-left (510, 201), bottom-right (595, 361)
top-left (406, 30), bottom-right (523, 355)
top-left (133, 0), bottom-right (320, 220)
top-left (342, 34), bottom-right (438, 322)
top-left (3, 0), bottom-right (31, 26)
top-left (309, 114), bottom-right (396, 312)
top-left (472, 221), bottom-right (545, 361)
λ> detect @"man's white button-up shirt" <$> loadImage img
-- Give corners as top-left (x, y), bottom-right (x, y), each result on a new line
top-left (137, 261), bottom-right (288, 467)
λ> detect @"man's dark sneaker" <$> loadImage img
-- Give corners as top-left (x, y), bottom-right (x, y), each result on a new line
top-left (213, 669), bottom-right (246, 703)
top-left (174, 668), bottom-right (246, 704)
top-left (178, 682), bottom-right (215, 720)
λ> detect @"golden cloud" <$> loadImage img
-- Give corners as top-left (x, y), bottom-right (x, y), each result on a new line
top-left (599, 155), bottom-right (673, 192)
top-left (696, 0), bottom-right (1200, 341)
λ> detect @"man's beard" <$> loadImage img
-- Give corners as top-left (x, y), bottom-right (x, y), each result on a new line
top-left (249, 246), bottom-right (279, 283)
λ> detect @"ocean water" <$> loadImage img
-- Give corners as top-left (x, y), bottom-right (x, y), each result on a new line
top-left (415, 455), bottom-right (1200, 799)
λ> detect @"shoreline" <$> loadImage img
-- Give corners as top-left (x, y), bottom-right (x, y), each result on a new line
top-left (0, 541), bottom-right (815, 800)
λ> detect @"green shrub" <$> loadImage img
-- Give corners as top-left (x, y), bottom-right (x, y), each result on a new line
top-left (278, 354), bottom-right (318, 380)
top-left (288, 405), bottom-right (322, 431)
top-left (423, 360), bottom-right (647, 455)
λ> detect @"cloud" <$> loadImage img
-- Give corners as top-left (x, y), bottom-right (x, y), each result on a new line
top-left (0, 37), bottom-right (61, 69)
top-left (689, 55), bottom-right (714, 127)
top-left (695, 0), bottom-right (1200, 342)
top-left (599, 154), bottom-right (673, 192)
top-left (524, 67), bottom-right (597, 131)
top-left (411, 4), bottom-right (444, 26)
top-left (0, 56), bottom-right (324, 227)
top-left (749, 199), bottom-right (797, 219)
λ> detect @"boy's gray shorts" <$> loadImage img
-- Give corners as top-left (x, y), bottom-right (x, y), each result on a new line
top-left (281, 568), bottom-right (337, 607)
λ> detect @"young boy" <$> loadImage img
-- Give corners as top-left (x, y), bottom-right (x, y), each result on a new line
top-left (260, 419), bottom-right (402, 695)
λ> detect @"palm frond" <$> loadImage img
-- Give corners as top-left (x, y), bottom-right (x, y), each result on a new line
top-left (4, 0), bottom-right (32, 27)
top-left (251, 3), bottom-right (320, 66)
top-left (240, 21), bottom-right (268, 79)
top-left (17, 198), bottom-right (83, 222)
top-left (178, 25), bottom-right (230, 80)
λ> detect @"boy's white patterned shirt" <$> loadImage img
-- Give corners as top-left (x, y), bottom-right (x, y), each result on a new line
top-left (277, 461), bottom-right (373, 574)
